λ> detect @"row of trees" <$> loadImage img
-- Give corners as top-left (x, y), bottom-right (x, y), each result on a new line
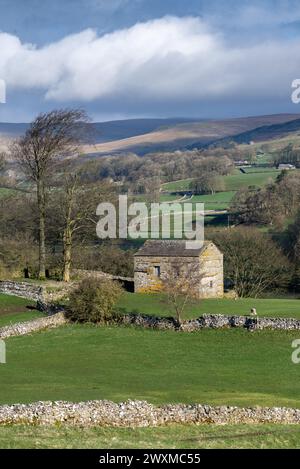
top-left (3, 109), bottom-right (124, 281)
top-left (230, 170), bottom-right (300, 227)
top-left (273, 143), bottom-right (300, 167)
top-left (209, 228), bottom-right (291, 297)
top-left (227, 170), bottom-right (300, 293)
top-left (10, 109), bottom-right (89, 280)
top-left (189, 156), bottom-right (231, 195)
top-left (80, 150), bottom-right (233, 195)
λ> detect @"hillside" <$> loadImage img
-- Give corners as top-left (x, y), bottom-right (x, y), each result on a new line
top-left (81, 114), bottom-right (300, 155)
top-left (2, 114), bottom-right (300, 157)
top-left (0, 123), bottom-right (28, 137)
top-left (0, 118), bottom-right (196, 143)
top-left (211, 118), bottom-right (300, 147)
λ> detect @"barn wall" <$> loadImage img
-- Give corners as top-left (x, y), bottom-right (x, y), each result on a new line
top-left (134, 244), bottom-right (223, 298)
top-left (134, 256), bottom-right (199, 293)
top-left (198, 245), bottom-right (223, 298)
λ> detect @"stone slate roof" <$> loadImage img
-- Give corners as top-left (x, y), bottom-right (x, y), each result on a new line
top-left (134, 240), bottom-right (212, 257)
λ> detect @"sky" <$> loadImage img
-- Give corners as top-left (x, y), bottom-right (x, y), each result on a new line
top-left (1, 0), bottom-right (300, 122)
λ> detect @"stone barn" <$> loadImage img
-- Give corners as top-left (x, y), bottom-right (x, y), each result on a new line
top-left (134, 240), bottom-right (223, 298)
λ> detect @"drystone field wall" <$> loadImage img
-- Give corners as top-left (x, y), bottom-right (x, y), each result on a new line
top-left (118, 313), bottom-right (300, 331)
top-left (21, 306), bottom-right (300, 332)
top-left (0, 281), bottom-right (44, 301)
top-left (0, 280), bottom-right (77, 303)
top-left (0, 313), bottom-right (67, 339)
top-left (183, 314), bottom-right (300, 331)
top-left (0, 400), bottom-right (300, 427)
top-left (71, 269), bottom-right (133, 283)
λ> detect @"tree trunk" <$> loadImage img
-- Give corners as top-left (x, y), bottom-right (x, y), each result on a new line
top-left (63, 226), bottom-right (72, 282)
top-left (176, 309), bottom-right (182, 326)
top-left (37, 179), bottom-right (46, 279)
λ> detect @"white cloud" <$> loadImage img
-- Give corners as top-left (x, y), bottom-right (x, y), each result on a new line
top-left (0, 16), bottom-right (299, 103)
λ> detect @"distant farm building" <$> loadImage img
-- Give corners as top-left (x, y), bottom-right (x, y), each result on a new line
top-left (134, 240), bottom-right (223, 298)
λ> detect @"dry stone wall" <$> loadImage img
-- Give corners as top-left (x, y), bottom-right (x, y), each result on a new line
top-left (0, 400), bottom-right (300, 427)
top-left (0, 280), bottom-right (77, 303)
top-left (118, 313), bottom-right (300, 331)
top-left (71, 269), bottom-right (133, 283)
top-left (0, 312), bottom-right (67, 339)
top-left (0, 281), bottom-right (44, 301)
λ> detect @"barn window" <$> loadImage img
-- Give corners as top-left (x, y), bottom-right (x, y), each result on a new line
top-left (210, 281), bottom-right (213, 288)
top-left (154, 266), bottom-right (161, 277)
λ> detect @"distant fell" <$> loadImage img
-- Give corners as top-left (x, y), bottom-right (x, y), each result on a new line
top-left (2, 114), bottom-right (300, 156)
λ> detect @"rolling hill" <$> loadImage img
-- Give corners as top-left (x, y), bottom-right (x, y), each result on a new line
top-left (1, 113), bottom-right (300, 157)
top-left (80, 113), bottom-right (300, 155)
top-left (0, 118), bottom-right (196, 142)
top-left (210, 117), bottom-right (300, 147)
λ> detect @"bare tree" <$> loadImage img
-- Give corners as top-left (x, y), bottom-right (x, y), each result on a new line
top-left (11, 109), bottom-right (88, 279)
top-left (160, 260), bottom-right (202, 324)
top-left (62, 173), bottom-right (78, 282)
top-left (53, 170), bottom-right (116, 282)
top-left (190, 172), bottom-right (224, 195)
top-left (211, 228), bottom-right (291, 297)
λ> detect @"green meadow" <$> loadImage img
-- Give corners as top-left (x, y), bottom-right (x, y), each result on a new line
top-left (159, 168), bottom-right (282, 213)
top-left (118, 292), bottom-right (300, 319)
top-left (0, 293), bottom-right (40, 327)
top-left (0, 325), bottom-right (298, 408)
top-left (0, 423), bottom-right (299, 449)
top-left (1, 292), bottom-right (300, 449)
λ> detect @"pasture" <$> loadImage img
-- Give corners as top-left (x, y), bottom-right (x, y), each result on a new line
top-left (0, 423), bottom-right (299, 449)
top-left (223, 168), bottom-right (280, 191)
top-left (159, 168), bottom-right (283, 213)
top-left (161, 168), bottom-right (281, 193)
top-left (0, 325), bottom-right (299, 408)
top-left (118, 292), bottom-right (300, 319)
top-left (1, 292), bottom-right (300, 449)
top-left (0, 293), bottom-right (40, 327)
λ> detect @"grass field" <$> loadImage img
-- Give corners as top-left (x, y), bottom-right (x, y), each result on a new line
top-left (118, 292), bottom-right (300, 319)
top-left (0, 423), bottom-right (300, 449)
top-left (159, 169), bottom-right (281, 213)
top-left (2, 292), bottom-right (300, 322)
top-left (0, 293), bottom-right (35, 310)
top-left (223, 169), bottom-right (280, 191)
top-left (161, 168), bottom-right (281, 194)
top-left (184, 191), bottom-right (236, 210)
top-left (161, 179), bottom-right (194, 191)
top-left (0, 325), bottom-right (300, 407)
top-left (158, 191), bottom-right (234, 210)
top-left (0, 293), bottom-right (41, 327)
top-left (1, 293), bottom-right (300, 449)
